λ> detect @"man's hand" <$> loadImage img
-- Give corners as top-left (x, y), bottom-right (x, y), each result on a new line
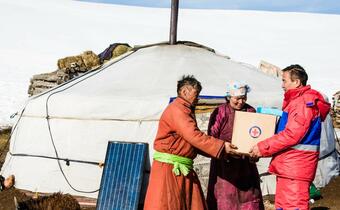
top-left (224, 142), bottom-right (238, 155)
top-left (249, 144), bottom-right (262, 158)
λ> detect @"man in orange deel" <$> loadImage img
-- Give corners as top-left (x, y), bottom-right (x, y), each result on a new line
top-left (144, 75), bottom-right (239, 210)
top-left (250, 64), bottom-right (331, 210)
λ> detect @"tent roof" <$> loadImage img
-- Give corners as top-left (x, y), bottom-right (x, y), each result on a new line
top-left (24, 42), bottom-right (283, 121)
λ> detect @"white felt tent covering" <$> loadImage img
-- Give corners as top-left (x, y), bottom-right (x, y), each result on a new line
top-left (1, 42), bottom-right (337, 199)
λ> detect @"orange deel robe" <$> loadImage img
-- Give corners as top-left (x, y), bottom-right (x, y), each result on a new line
top-left (144, 97), bottom-right (225, 210)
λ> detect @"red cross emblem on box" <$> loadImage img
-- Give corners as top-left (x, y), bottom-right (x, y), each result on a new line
top-left (249, 126), bottom-right (262, 138)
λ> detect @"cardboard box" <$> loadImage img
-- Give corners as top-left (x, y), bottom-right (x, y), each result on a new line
top-left (231, 111), bottom-right (277, 154)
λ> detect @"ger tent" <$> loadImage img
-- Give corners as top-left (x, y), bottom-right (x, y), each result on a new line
top-left (9, 42), bottom-right (339, 201)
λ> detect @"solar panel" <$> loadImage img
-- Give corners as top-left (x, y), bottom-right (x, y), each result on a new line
top-left (96, 141), bottom-right (148, 210)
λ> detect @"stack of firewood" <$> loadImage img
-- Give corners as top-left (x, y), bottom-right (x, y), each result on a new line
top-left (258, 60), bottom-right (282, 78)
top-left (28, 43), bottom-right (131, 96)
top-left (28, 51), bottom-right (100, 96)
top-left (333, 91), bottom-right (340, 128)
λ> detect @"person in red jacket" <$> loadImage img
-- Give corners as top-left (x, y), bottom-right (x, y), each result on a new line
top-left (250, 64), bottom-right (331, 210)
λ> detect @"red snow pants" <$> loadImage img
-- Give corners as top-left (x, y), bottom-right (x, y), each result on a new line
top-left (275, 177), bottom-right (310, 210)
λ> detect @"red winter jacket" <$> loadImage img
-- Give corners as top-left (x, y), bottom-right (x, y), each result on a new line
top-left (257, 85), bottom-right (330, 181)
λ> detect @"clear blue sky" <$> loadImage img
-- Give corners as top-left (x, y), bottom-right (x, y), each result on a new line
top-left (79, 0), bottom-right (340, 15)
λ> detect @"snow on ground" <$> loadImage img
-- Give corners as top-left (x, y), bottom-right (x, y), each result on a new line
top-left (0, 0), bottom-right (339, 125)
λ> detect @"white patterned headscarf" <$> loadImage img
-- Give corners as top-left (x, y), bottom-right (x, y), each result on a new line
top-left (225, 81), bottom-right (251, 97)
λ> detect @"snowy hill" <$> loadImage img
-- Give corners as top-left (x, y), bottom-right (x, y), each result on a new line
top-left (0, 0), bottom-right (339, 125)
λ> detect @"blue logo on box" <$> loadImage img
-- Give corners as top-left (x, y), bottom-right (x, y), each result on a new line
top-left (249, 126), bottom-right (261, 138)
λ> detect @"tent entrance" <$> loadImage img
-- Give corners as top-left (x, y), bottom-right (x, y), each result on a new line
top-left (194, 96), bottom-right (226, 197)
top-left (195, 96), bottom-right (226, 114)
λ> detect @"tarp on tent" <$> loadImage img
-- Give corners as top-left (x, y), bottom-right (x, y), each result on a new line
top-left (2, 42), bottom-right (337, 199)
top-left (314, 113), bottom-right (339, 188)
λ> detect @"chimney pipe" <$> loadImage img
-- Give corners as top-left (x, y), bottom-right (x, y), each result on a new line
top-left (169, 0), bottom-right (179, 45)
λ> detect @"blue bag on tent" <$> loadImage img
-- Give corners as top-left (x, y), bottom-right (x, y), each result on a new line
top-left (256, 107), bottom-right (287, 133)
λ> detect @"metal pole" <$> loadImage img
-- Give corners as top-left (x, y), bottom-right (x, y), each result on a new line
top-left (169, 0), bottom-right (179, 45)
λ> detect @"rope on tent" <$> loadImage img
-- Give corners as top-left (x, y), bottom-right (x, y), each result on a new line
top-left (312, 127), bottom-right (340, 160)
top-left (43, 50), bottom-right (137, 194)
top-left (9, 153), bottom-right (104, 166)
top-left (0, 107), bottom-right (27, 160)
top-left (15, 114), bottom-right (160, 122)
top-left (0, 54), bottom-right (111, 159)
top-left (2, 49), bottom-right (137, 194)
top-left (319, 148), bottom-right (337, 160)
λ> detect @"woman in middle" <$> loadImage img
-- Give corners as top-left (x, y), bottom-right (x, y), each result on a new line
top-left (206, 81), bottom-right (264, 210)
